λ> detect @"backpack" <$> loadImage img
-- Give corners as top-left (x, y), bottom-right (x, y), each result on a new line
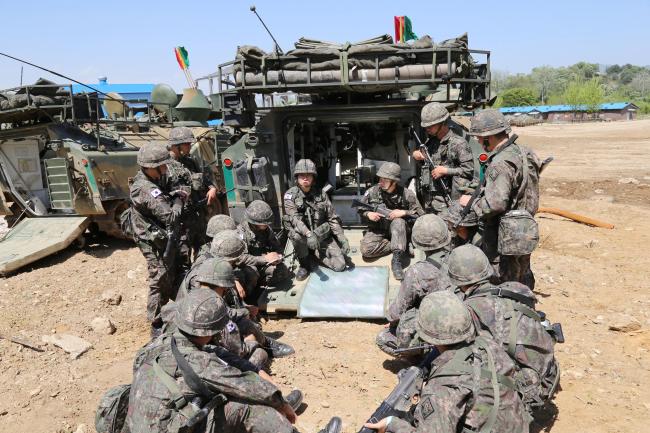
top-left (95, 384), bottom-right (131, 433)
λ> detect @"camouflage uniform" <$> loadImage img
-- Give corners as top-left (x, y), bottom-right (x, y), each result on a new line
top-left (129, 144), bottom-right (183, 327)
top-left (358, 184), bottom-right (424, 259)
top-left (385, 291), bottom-right (529, 433)
top-left (448, 244), bottom-right (559, 410)
top-left (237, 221), bottom-right (290, 287)
top-left (283, 185), bottom-right (347, 272)
top-left (439, 201), bottom-right (482, 251)
top-left (425, 128), bottom-right (475, 212)
top-left (470, 110), bottom-right (540, 289)
top-left (377, 215), bottom-right (452, 355)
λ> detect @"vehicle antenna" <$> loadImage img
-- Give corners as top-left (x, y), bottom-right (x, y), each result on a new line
top-left (0, 51), bottom-right (125, 103)
top-left (20, 66), bottom-right (23, 86)
top-left (249, 5), bottom-right (284, 55)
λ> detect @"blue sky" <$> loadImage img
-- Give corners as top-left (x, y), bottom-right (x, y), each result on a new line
top-left (1, 0), bottom-right (648, 91)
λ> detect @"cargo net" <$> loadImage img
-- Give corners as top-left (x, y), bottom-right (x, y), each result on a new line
top-left (227, 33), bottom-right (489, 101)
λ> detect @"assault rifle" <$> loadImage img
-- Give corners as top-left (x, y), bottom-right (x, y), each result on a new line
top-left (409, 127), bottom-right (451, 206)
top-left (351, 199), bottom-right (418, 222)
top-left (358, 349), bottom-right (439, 433)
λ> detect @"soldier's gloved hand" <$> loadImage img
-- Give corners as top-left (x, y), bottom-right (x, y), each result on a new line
top-left (170, 188), bottom-right (190, 203)
top-left (170, 200), bottom-right (183, 223)
top-left (306, 232), bottom-right (320, 250)
top-left (339, 237), bottom-right (350, 255)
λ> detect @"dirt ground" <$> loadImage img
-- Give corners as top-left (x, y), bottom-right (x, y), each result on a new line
top-left (1, 119), bottom-right (650, 433)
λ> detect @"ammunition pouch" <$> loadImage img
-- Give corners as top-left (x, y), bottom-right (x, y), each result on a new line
top-left (130, 208), bottom-right (168, 249)
top-left (497, 210), bottom-right (539, 255)
top-left (313, 222), bottom-right (331, 242)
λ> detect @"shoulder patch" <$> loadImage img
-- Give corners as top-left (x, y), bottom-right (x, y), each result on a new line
top-left (226, 321), bottom-right (236, 333)
top-left (150, 188), bottom-right (162, 198)
top-left (420, 397), bottom-right (435, 419)
top-left (284, 191), bottom-right (293, 200)
top-left (364, 189), bottom-right (370, 197)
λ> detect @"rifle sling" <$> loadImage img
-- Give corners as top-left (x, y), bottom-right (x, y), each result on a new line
top-left (171, 336), bottom-right (213, 399)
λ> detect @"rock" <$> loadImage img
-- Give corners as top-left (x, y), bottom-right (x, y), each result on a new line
top-left (29, 388), bottom-right (42, 398)
top-left (126, 270), bottom-right (137, 280)
top-left (594, 189), bottom-right (605, 194)
top-left (564, 369), bottom-right (585, 380)
top-left (75, 424), bottom-right (89, 433)
top-left (618, 177), bottom-right (640, 185)
top-left (608, 314), bottom-right (642, 333)
top-left (100, 290), bottom-right (122, 306)
top-left (545, 187), bottom-right (560, 193)
top-left (592, 315), bottom-right (604, 324)
top-left (321, 401), bottom-right (330, 408)
top-left (90, 317), bottom-right (116, 335)
top-left (41, 334), bottom-right (92, 359)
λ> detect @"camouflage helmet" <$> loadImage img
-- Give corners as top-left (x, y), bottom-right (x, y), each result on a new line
top-left (195, 258), bottom-right (235, 288)
top-left (245, 200), bottom-right (274, 225)
top-left (175, 287), bottom-right (228, 337)
top-left (168, 126), bottom-right (195, 146)
top-left (137, 142), bottom-right (172, 168)
top-left (447, 244), bottom-right (493, 286)
top-left (206, 215), bottom-right (236, 238)
top-left (470, 109), bottom-right (512, 137)
top-left (411, 214), bottom-right (450, 251)
top-left (440, 201), bottom-right (479, 227)
top-left (420, 102), bottom-right (450, 127)
top-left (416, 291), bottom-right (475, 345)
top-left (376, 162), bottom-right (401, 182)
top-left (293, 159), bottom-right (317, 176)
top-left (210, 230), bottom-right (246, 260)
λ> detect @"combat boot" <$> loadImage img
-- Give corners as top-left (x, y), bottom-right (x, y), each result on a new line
top-left (296, 257), bottom-right (312, 281)
top-left (265, 337), bottom-right (295, 358)
top-left (285, 389), bottom-right (304, 411)
top-left (317, 417), bottom-right (342, 433)
top-left (391, 251), bottom-right (405, 280)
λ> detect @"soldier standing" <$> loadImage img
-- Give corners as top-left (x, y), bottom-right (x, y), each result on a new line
top-left (412, 102), bottom-right (474, 213)
top-left (448, 244), bottom-right (560, 411)
top-left (358, 162), bottom-right (425, 280)
top-left (127, 287), bottom-right (342, 433)
top-left (129, 143), bottom-right (186, 337)
top-left (376, 214), bottom-right (452, 355)
top-left (237, 200), bottom-right (291, 301)
top-left (168, 126), bottom-right (219, 259)
top-left (283, 159), bottom-right (351, 281)
top-left (460, 109), bottom-right (540, 289)
top-left (364, 291), bottom-right (529, 433)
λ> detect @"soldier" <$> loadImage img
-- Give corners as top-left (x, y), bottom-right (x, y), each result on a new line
top-left (376, 214), bottom-right (452, 356)
top-left (439, 201), bottom-right (481, 251)
top-left (460, 109), bottom-right (540, 289)
top-left (358, 162), bottom-right (425, 280)
top-left (197, 214), bottom-right (237, 260)
top-left (127, 288), bottom-right (341, 433)
top-left (283, 159), bottom-right (351, 281)
top-left (412, 102), bottom-right (474, 213)
top-left (129, 142), bottom-right (186, 337)
top-left (236, 200), bottom-right (291, 301)
top-left (448, 245), bottom-right (560, 411)
top-left (168, 126), bottom-right (219, 259)
top-left (365, 291), bottom-right (529, 433)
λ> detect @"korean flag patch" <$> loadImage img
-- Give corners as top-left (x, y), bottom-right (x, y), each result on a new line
top-left (150, 188), bottom-right (162, 198)
top-left (284, 191), bottom-right (293, 200)
top-left (226, 321), bottom-right (236, 332)
top-left (420, 397), bottom-right (435, 419)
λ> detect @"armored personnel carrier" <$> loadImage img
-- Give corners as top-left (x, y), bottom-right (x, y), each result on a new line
top-left (199, 32), bottom-right (492, 317)
top-left (0, 78), bottom-right (226, 274)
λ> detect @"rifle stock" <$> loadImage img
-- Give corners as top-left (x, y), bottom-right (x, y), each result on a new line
top-left (351, 199), bottom-right (417, 221)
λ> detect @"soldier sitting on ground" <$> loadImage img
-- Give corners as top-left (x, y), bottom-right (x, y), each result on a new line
top-left (358, 162), bottom-right (425, 280)
top-left (177, 231), bottom-right (294, 359)
top-left (376, 214), bottom-right (452, 356)
top-left (449, 244), bottom-right (560, 413)
top-left (236, 200), bottom-right (291, 303)
top-left (129, 142), bottom-right (188, 337)
top-left (283, 158), bottom-right (351, 281)
top-left (364, 291), bottom-right (529, 433)
top-left (127, 288), bottom-right (341, 433)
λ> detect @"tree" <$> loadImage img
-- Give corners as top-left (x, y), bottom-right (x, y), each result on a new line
top-left (630, 70), bottom-right (650, 97)
top-left (499, 88), bottom-right (538, 107)
top-left (564, 78), bottom-right (603, 113)
top-left (531, 66), bottom-right (557, 104)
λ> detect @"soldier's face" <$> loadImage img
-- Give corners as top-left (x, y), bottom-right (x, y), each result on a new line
top-left (378, 177), bottom-right (396, 192)
top-left (180, 142), bottom-right (192, 155)
top-left (425, 123), bottom-right (442, 137)
top-left (252, 223), bottom-right (269, 233)
top-left (169, 145), bottom-right (181, 159)
top-left (297, 174), bottom-right (314, 191)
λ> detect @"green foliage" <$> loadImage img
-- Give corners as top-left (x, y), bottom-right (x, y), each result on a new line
top-left (564, 78), bottom-right (603, 112)
top-left (499, 87), bottom-right (538, 107)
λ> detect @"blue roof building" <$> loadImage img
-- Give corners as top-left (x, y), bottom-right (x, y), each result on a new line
top-left (71, 78), bottom-right (154, 101)
top-left (499, 102), bottom-right (638, 122)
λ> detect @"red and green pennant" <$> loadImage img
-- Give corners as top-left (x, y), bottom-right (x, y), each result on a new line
top-left (394, 16), bottom-right (417, 43)
top-left (174, 46), bottom-right (190, 70)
